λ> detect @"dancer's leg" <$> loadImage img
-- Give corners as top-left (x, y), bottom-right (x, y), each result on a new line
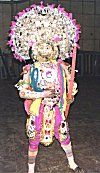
top-left (54, 106), bottom-right (78, 171)
top-left (28, 139), bottom-right (39, 173)
top-left (27, 104), bottom-right (44, 173)
top-left (61, 141), bottom-right (78, 170)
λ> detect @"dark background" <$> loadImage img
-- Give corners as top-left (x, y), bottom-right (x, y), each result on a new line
top-left (0, 1), bottom-right (100, 173)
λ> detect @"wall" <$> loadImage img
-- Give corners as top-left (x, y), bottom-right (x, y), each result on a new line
top-left (0, 0), bottom-right (100, 52)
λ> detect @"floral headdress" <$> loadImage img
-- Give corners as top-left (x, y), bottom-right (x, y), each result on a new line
top-left (8, 1), bottom-right (81, 62)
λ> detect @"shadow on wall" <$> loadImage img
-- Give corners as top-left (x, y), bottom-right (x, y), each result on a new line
top-left (0, 48), bottom-right (23, 79)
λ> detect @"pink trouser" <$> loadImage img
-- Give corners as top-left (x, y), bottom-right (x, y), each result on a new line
top-left (29, 105), bottom-right (70, 149)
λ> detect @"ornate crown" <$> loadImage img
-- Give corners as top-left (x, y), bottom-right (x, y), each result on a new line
top-left (8, 1), bottom-right (81, 62)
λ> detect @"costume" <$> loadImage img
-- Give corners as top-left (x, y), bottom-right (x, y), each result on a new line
top-left (8, 2), bottom-right (84, 173)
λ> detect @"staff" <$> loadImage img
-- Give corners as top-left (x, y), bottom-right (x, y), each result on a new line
top-left (65, 44), bottom-right (77, 118)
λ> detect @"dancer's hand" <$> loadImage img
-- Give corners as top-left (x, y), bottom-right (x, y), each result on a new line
top-left (66, 96), bottom-right (74, 104)
top-left (41, 89), bottom-right (56, 98)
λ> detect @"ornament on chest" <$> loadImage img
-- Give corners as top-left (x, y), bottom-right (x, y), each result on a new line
top-left (37, 66), bottom-right (59, 89)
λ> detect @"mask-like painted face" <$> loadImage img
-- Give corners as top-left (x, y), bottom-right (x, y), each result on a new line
top-left (38, 43), bottom-right (53, 57)
top-left (31, 42), bottom-right (58, 62)
top-left (37, 43), bottom-right (54, 62)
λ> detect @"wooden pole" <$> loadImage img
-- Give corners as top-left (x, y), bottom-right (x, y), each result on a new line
top-left (65, 45), bottom-right (77, 118)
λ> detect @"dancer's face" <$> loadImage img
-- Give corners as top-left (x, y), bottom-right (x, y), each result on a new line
top-left (37, 43), bottom-right (53, 62)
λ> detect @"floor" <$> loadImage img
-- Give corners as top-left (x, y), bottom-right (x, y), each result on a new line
top-left (0, 77), bottom-right (100, 173)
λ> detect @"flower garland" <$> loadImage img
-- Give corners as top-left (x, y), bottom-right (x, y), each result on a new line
top-left (8, 1), bottom-right (81, 62)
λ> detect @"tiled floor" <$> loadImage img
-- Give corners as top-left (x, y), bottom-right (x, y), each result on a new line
top-left (0, 77), bottom-right (100, 173)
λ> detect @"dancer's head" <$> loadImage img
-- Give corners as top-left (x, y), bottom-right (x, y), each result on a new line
top-left (29, 42), bottom-right (58, 62)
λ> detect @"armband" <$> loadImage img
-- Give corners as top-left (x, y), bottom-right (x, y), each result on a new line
top-left (15, 80), bottom-right (29, 90)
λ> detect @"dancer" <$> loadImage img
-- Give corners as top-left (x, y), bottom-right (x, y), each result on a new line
top-left (8, 2), bottom-right (84, 173)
